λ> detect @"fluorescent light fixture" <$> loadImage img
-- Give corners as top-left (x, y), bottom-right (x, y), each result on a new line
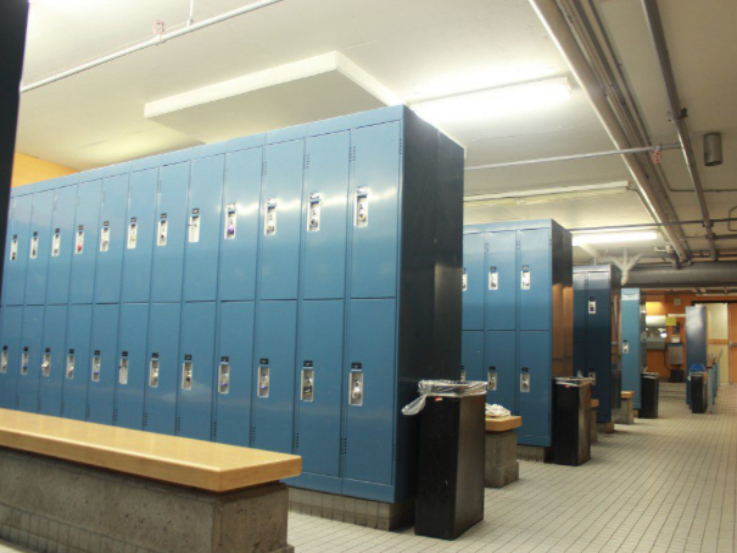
top-left (572, 231), bottom-right (659, 246)
top-left (464, 181), bottom-right (628, 207)
top-left (411, 77), bottom-right (571, 123)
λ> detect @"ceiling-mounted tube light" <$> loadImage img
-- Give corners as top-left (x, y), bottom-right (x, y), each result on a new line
top-left (464, 181), bottom-right (628, 207)
top-left (572, 231), bottom-right (659, 246)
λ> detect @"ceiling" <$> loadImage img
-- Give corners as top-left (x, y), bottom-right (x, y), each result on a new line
top-left (16, 0), bottom-right (737, 262)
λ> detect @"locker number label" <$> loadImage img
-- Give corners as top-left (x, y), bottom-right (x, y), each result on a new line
top-left (265, 200), bottom-right (277, 236)
top-left (30, 233), bottom-right (39, 259)
top-left (489, 267), bottom-right (499, 291)
top-left (75, 227), bottom-right (84, 254)
top-left (157, 216), bottom-right (168, 247)
top-left (225, 204), bottom-right (237, 240)
top-left (100, 223), bottom-right (110, 252)
top-left (188, 210), bottom-right (200, 243)
top-left (307, 194), bottom-right (321, 232)
top-left (521, 268), bottom-right (531, 290)
top-left (127, 219), bottom-right (138, 249)
top-left (355, 187), bottom-right (368, 227)
top-left (52, 230), bottom-right (61, 257)
top-left (588, 298), bottom-right (597, 314)
top-left (9, 235), bottom-right (18, 261)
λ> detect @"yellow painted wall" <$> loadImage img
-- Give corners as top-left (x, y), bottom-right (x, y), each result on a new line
top-left (11, 152), bottom-right (77, 187)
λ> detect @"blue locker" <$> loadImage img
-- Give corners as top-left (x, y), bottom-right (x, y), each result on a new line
top-left (121, 168), bottom-right (158, 303)
top-left (485, 231), bottom-right (516, 331)
top-left (214, 301), bottom-right (255, 446)
top-left (462, 233), bottom-right (484, 331)
top-left (17, 305), bottom-right (44, 412)
top-left (46, 185), bottom-right (78, 305)
top-left (25, 191), bottom-right (54, 305)
top-left (621, 288), bottom-right (644, 409)
top-left (259, 140), bottom-right (304, 300)
top-left (344, 299), bottom-right (396, 486)
top-left (94, 175), bottom-right (129, 303)
top-left (518, 228), bottom-right (551, 331)
top-left (461, 331), bottom-right (484, 382)
top-left (4, 194), bottom-right (34, 306)
top-left (573, 271), bottom-right (587, 348)
top-left (302, 132), bottom-right (350, 299)
top-left (151, 163), bottom-right (190, 303)
top-left (114, 303), bottom-right (149, 429)
top-left (143, 303), bottom-right (181, 435)
top-left (218, 148), bottom-right (263, 301)
top-left (585, 272), bottom-right (612, 344)
top-left (176, 302), bottom-right (217, 441)
top-left (0, 306), bottom-right (23, 408)
top-left (251, 301), bottom-right (298, 452)
top-left (62, 305), bottom-right (92, 420)
top-left (69, 179), bottom-right (102, 304)
top-left (183, 156), bottom-right (224, 301)
top-left (587, 346), bottom-right (612, 423)
top-left (295, 300), bottom-right (344, 480)
top-left (518, 331), bottom-right (552, 446)
top-left (38, 305), bottom-right (67, 416)
top-left (87, 304), bottom-right (120, 424)
top-left (350, 122), bottom-right (400, 299)
top-left (485, 331), bottom-right (516, 411)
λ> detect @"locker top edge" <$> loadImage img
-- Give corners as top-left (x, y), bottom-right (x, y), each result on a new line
top-left (463, 218), bottom-right (569, 235)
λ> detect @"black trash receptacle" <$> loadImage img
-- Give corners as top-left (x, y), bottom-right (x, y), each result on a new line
top-left (611, 369), bottom-right (622, 411)
top-left (691, 373), bottom-right (708, 414)
top-left (409, 381), bottom-right (486, 540)
top-left (554, 377), bottom-right (592, 466)
top-left (640, 372), bottom-right (660, 419)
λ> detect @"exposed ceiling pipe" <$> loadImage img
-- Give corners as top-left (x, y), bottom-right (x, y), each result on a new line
top-left (527, 0), bottom-right (689, 262)
top-left (640, 0), bottom-right (718, 261)
top-left (628, 261), bottom-right (737, 288)
top-left (21, 0), bottom-right (284, 93)
top-left (465, 143), bottom-right (680, 171)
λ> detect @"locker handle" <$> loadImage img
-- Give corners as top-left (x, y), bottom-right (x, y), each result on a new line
top-left (354, 187), bottom-right (368, 227)
top-left (307, 193), bottom-right (321, 232)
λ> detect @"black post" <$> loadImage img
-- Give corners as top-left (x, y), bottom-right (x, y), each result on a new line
top-left (0, 0), bottom-right (30, 303)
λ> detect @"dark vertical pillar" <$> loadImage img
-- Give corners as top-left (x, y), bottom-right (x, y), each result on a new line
top-left (0, 0), bottom-right (30, 301)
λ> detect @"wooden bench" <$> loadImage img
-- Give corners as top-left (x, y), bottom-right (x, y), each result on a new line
top-left (618, 391), bottom-right (636, 425)
top-left (0, 409), bottom-right (301, 553)
top-left (590, 399), bottom-right (599, 444)
top-left (485, 416), bottom-right (521, 488)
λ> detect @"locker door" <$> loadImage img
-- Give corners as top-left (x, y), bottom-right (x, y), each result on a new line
top-left (302, 132), bottom-right (350, 299)
top-left (345, 299), bottom-right (396, 485)
top-left (87, 304), bottom-right (120, 424)
top-left (183, 156), bottom-right (224, 301)
top-left (46, 186), bottom-right (77, 305)
top-left (518, 228), bottom-right (551, 331)
top-left (114, 303), bottom-right (149, 430)
top-left (462, 233), bottom-right (485, 331)
top-left (176, 302), bottom-right (217, 440)
top-left (218, 148), bottom-right (262, 301)
top-left (151, 163), bottom-right (190, 303)
top-left (17, 306), bottom-right (44, 412)
top-left (69, 180), bottom-right (102, 304)
top-left (4, 195), bottom-right (34, 305)
top-left (214, 301), bottom-right (255, 446)
top-left (295, 300), bottom-right (344, 477)
top-left (518, 331), bottom-right (552, 446)
top-left (251, 301), bottom-right (298, 452)
top-left (143, 303), bottom-right (181, 435)
top-left (461, 330), bottom-right (484, 382)
top-left (587, 345), bottom-right (612, 423)
top-left (94, 174), bottom-right (129, 303)
top-left (122, 169), bottom-right (158, 303)
top-left (485, 231), bottom-right (516, 331)
top-left (573, 272), bottom-right (587, 346)
top-left (350, 122), bottom-right (400, 299)
top-left (485, 331), bottom-right (516, 412)
top-left (585, 272), bottom-right (611, 344)
top-left (38, 305), bottom-right (67, 416)
top-left (259, 140), bottom-right (304, 300)
top-left (62, 305), bottom-right (92, 420)
top-left (25, 191), bottom-right (54, 305)
top-left (0, 306), bottom-right (23, 408)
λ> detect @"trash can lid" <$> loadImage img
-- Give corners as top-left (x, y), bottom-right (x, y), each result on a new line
top-left (555, 377), bottom-right (593, 387)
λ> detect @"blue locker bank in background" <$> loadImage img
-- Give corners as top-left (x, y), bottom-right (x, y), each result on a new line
top-left (0, 105), bottom-right (464, 505)
top-left (621, 288), bottom-right (646, 410)
top-left (573, 264), bottom-right (622, 425)
top-left (462, 219), bottom-right (573, 448)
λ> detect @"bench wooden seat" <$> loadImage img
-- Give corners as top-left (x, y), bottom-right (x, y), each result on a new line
top-left (485, 415), bottom-right (522, 433)
top-left (484, 416), bottom-right (521, 488)
top-left (619, 391), bottom-right (636, 425)
top-left (621, 391), bottom-right (635, 400)
top-left (591, 399), bottom-right (600, 408)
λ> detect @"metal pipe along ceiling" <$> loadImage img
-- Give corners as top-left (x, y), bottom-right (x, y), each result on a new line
top-left (627, 262), bottom-right (737, 288)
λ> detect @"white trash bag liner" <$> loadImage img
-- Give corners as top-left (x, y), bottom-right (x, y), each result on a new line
top-left (486, 403), bottom-right (511, 418)
top-left (402, 380), bottom-right (488, 416)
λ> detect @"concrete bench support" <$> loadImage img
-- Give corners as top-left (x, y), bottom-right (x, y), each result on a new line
top-left (590, 400), bottom-right (599, 444)
top-left (485, 416), bottom-right (521, 486)
top-left (618, 391), bottom-right (635, 425)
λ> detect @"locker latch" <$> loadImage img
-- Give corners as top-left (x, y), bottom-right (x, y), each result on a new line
top-left (301, 361), bottom-right (314, 402)
top-left (489, 267), bottom-right (499, 291)
top-left (488, 367), bottom-right (498, 391)
top-left (91, 351), bottom-right (101, 382)
top-left (265, 199), bottom-right (277, 236)
top-left (75, 225), bottom-right (84, 254)
top-left (462, 268), bottom-right (468, 292)
top-left (52, 229), bottom-right (61, 257)
top-left (100, 222), bottom-right (110, 252)
top-left (521, 266), bottom-right (531, 290)
top-left (30, 232), bottom-right (39, 259)
top-left (1, 347), bottom-right (8, 374)
top-left (157, 214), bottom-right (168, 246)
top-left (119, 352), bottom-right (129, 385)
top-left (41, 349), bottom-right (51, 378)
top-left (66, 350), bottom-right (75, 380)
top-left (218, 356), bottom-right (230, 395)
top-left (622, 340), bottom-right (630, 354)
top-left (307, 194), bottom-right (321, 232)
top-left (589, 370), bottom-right (596, 385)
top-left (520, 367), bottom-right (531, 393)
top-left (355, 187), bottom-right (368, 227)
top-left (225, 204), bottom-right (237, 240)
top-left (20, 348), bottom-right (29, 376)
top-left (149, 354), bottom-right (160, 388)
top-left (188, 209), bottom-right (200, 243)
top-left (349, 363), bottom-right (363, 406)
top-left (181, 355), bottom-right (193, 391)
top-left (9, 235), bottom-right (18, 261)
top-left (588, 298), bottom-right (597, 314)
top-left (127, 218), bottom-right (138, 249)
top-left (257, 359), bottom-right (270, 398)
